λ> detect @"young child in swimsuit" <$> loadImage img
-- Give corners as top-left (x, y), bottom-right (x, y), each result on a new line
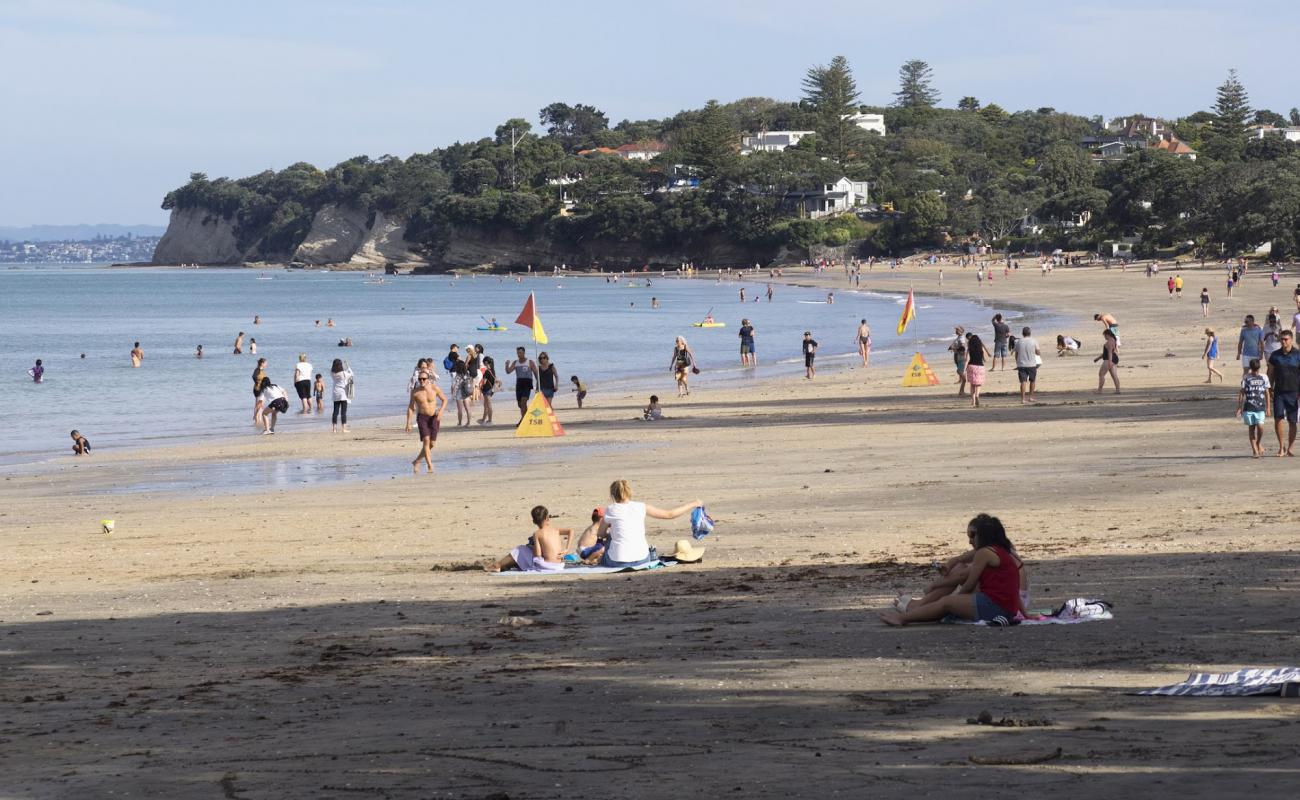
top-left (70, 430), bottom-right (91, 456)
top-left (313, 374), bottom-right (325, 412)
top-left (571, 375), bottom-right (587, 408)
top-left (488, 505), bottom-right (573, 573)
top-left (643, 395), bottom-right (663, 421)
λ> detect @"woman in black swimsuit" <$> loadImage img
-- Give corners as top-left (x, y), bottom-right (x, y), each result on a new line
top-left (1094, 328), bottom-right (1121, 394)
top-left (669, 336), bottom-right (696, 396)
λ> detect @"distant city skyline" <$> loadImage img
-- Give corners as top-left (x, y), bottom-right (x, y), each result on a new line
top-left (4, 0), bottom-right (1299, 225)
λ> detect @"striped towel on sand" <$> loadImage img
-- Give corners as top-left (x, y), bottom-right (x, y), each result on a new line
top-left (1135, 667), bottom-right (1300, 697)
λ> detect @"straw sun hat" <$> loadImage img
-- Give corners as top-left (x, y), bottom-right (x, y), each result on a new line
top-left (671, 539), bottom-right (706, 563)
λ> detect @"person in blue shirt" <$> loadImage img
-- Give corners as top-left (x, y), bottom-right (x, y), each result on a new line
top-left (1237, 315), bottom-right (1264, 375)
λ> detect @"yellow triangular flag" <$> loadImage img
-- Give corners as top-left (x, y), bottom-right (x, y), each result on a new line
top-left (514, 393), bottom-right (566, 437)
top-left (901, 352), bottom-right (941, 387)
top-left (532, 316), bottom-right (548, 345)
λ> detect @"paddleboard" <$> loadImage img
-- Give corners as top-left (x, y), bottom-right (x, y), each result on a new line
top-left (691, 322), bottom-right (727, 328)
top-left (796, 300), bottom-right (827, 304)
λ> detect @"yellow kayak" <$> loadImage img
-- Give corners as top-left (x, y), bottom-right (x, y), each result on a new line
top-left (691, 321), bottom-right (726, 328)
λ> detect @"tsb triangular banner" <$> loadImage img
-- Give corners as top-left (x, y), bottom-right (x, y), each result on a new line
top-left (901, 352), bottom-right (941, 387)
top-left (515, 393), bottom-right (566, 437)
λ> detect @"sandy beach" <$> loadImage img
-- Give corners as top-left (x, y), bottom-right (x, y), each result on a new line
top-left (3, 262), bottom-right (1299, 798)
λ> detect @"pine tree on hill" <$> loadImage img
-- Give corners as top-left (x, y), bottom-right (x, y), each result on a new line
top-left (1205, 69), bottom-right (1252, 162)
top-left (894, 60), bottom-right (940, 109)
top-left (801, 55), bottom-right (864, 163)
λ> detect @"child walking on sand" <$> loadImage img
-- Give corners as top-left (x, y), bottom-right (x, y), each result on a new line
top-left (1203, 328), bottom-right (1224, 383)
top-left (571, 375), bottom-right (587, 408)
top-left (1236, 358), bottom-right (1271, 458)
top-left (487, 505), bottom-right (573, 573)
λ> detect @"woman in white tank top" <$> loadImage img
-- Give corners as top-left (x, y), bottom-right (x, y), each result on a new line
top-left (599, 479), bottom-right (701, 567)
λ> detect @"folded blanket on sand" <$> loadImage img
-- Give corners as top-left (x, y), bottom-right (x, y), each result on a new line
top-left (493, 560), bottom-right (670, 577)
top-left (1134, 667), bottom-right (1300, 697)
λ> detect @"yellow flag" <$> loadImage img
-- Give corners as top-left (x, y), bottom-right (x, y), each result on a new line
top-left (896, 288), bottom-right (916, 335)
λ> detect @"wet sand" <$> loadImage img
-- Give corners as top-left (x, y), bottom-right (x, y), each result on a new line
top-left (3, 261), bottom-right (1299, 798)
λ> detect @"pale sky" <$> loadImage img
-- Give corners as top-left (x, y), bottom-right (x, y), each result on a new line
top-left (2, 0), bottom-right (1298, 225)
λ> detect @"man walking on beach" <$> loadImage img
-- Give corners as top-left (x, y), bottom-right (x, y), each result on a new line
top-left (1237, 315), bottom-right (1265, 375)
top-left (506, 346), bottom-right (537, 421)
top-left (802, 331), bottom-right (819, 380)
top-left (991, 314), bottom-right (1010, 370)
top-left (1267, 330), bottom-right (1300, 457)
top-left (739, 319), bottom-right (756, 367)
top-left (408, 371), bottom-right (447, 474)
top-left (1014, 326), bottom-right (1041, 404)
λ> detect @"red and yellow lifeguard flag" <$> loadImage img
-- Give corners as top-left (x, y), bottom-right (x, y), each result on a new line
top-left (514, 292), bottom-right (549, 344)
top-left (896, 288), bottom-right (916, 335)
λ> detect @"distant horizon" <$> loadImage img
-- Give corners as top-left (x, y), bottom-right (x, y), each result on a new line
top-left (5, 0), bottom-right (1299, 226)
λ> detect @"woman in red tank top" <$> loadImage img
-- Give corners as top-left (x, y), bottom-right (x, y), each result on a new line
top-left (880, 514), bottom-right (1022, 626)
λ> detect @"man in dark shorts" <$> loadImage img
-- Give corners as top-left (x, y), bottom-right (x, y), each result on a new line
top-left (739, 318), bottom-right (755, 366)
top-left (408, 371), bottom-right (447, 474)
top-left (802, 331), bottom-right (818, 380)
top-left (1267, 329), bottom-right (1300, 456)
top-left (506, 346), bottom-right (537, 421)
top-left (991, 314), bottom-right (1011, 370)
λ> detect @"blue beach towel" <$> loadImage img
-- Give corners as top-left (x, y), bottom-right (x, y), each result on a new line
top-left (691, 507), bottom-right (715, 540)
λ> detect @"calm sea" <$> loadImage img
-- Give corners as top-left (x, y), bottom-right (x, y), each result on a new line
top-left (0, 265), bottom-right (1032, 462)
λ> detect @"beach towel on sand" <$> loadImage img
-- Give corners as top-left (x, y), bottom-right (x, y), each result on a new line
top-left (1134, 667), bottom-right (1300, 697)
top-left (942, 598), bottom-right (1115, 627)
top-left (493, 560), bottom-right (671, 577)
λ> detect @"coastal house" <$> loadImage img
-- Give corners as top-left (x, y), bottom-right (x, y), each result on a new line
top-left (1106, 115), bottom-right (1167, 139)
top-left (1153, 134), bottom-right (1197, 160)
top-left (1088, 140), bottom-right (1135, 162)
top-left (1250, 125), bottom-right (1300, 142)
top-left (843, 112), bottom-right (886, 136)
top-left (782, 177), bottom-right (869, 219)
top-left (615, 141), bottom-right (668, 161)
top-left (740, 130), bottom-right (816, 154)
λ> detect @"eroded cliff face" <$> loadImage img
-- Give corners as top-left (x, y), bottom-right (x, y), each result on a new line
top-left (152, 205), bottom-right (770, 270)
top-left (151, 208), bottom-right (243, 265)
top-left (291, 205), bottom-right (371, 265)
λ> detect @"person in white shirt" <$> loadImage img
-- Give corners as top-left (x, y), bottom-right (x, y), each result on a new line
top-left (331, 358), bottom-right (354, 433)
top-left (1013, 326), bottom-right (1041, 404)
top-left (597, 479), bottom-right (701, 567)
top-left (257, 377), bottom-right (289, 435)
top-left (294, 353), bottom-right (314, 413)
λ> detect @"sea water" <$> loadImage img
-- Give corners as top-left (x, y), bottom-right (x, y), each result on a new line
top-left (0, 266), bottom-right (1042, 462)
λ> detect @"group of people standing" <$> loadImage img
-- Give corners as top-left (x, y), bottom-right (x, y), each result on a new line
top-left (947, 314), bottom-right (1048, 407)
top-left (251, 353), bottom-right (352, 434)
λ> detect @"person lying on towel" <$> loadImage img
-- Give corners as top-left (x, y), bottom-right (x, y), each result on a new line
top-left (880, 514), bottom-right (1031, 625)
top-left (487, 505), bottom-right (573, 573)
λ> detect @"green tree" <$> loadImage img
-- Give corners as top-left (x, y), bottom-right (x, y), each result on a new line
top-left (801, 55), bottom-right (864, 163)
top-left (452, 159), bottom-right (498, 195)
top-left (957, 96), bottom-right (981, 112)
top-left (1204, 69), bottom-right (1251, 162)
top-left (1254, 109), bottom-right (1287, 128)
top-left (900, 192), bottom-right (947, 245)
top-left (538, 102), bottom-right (609, 152)
top-left (677, 100), bottom-right (737, 180)
top-left (894, 59), bottom-right (940, 109)
top-left (1291, 108), bottom-right (1300, 126)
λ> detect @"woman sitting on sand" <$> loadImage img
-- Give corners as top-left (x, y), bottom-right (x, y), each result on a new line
top-left (893, 515), bottom-right (1031, 620)
top-left (1056, 335), bottom-right (1081, 355)
top-left (880, 514), bottom-right (1023, 626)
top-left (598, 479), bottom-right (701, 568)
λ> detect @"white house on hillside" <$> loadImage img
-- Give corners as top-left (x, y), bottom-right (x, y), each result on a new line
top-left (783, 177), bottom-right (870, 219)
top-left (844, 112), bottom-right (886, 136)
top-left (740, 130), bottom-right (816, 154)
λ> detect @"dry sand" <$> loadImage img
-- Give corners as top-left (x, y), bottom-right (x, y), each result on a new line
top-left (3, 262), bottom-right (1299, 798)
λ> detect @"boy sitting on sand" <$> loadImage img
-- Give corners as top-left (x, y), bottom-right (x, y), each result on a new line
top-left (642, 395), bottom-right (663, 421)
top-left (487, 505), bottom-right (573, 573)
top-left (569, 507), bottom-right (608, 564)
